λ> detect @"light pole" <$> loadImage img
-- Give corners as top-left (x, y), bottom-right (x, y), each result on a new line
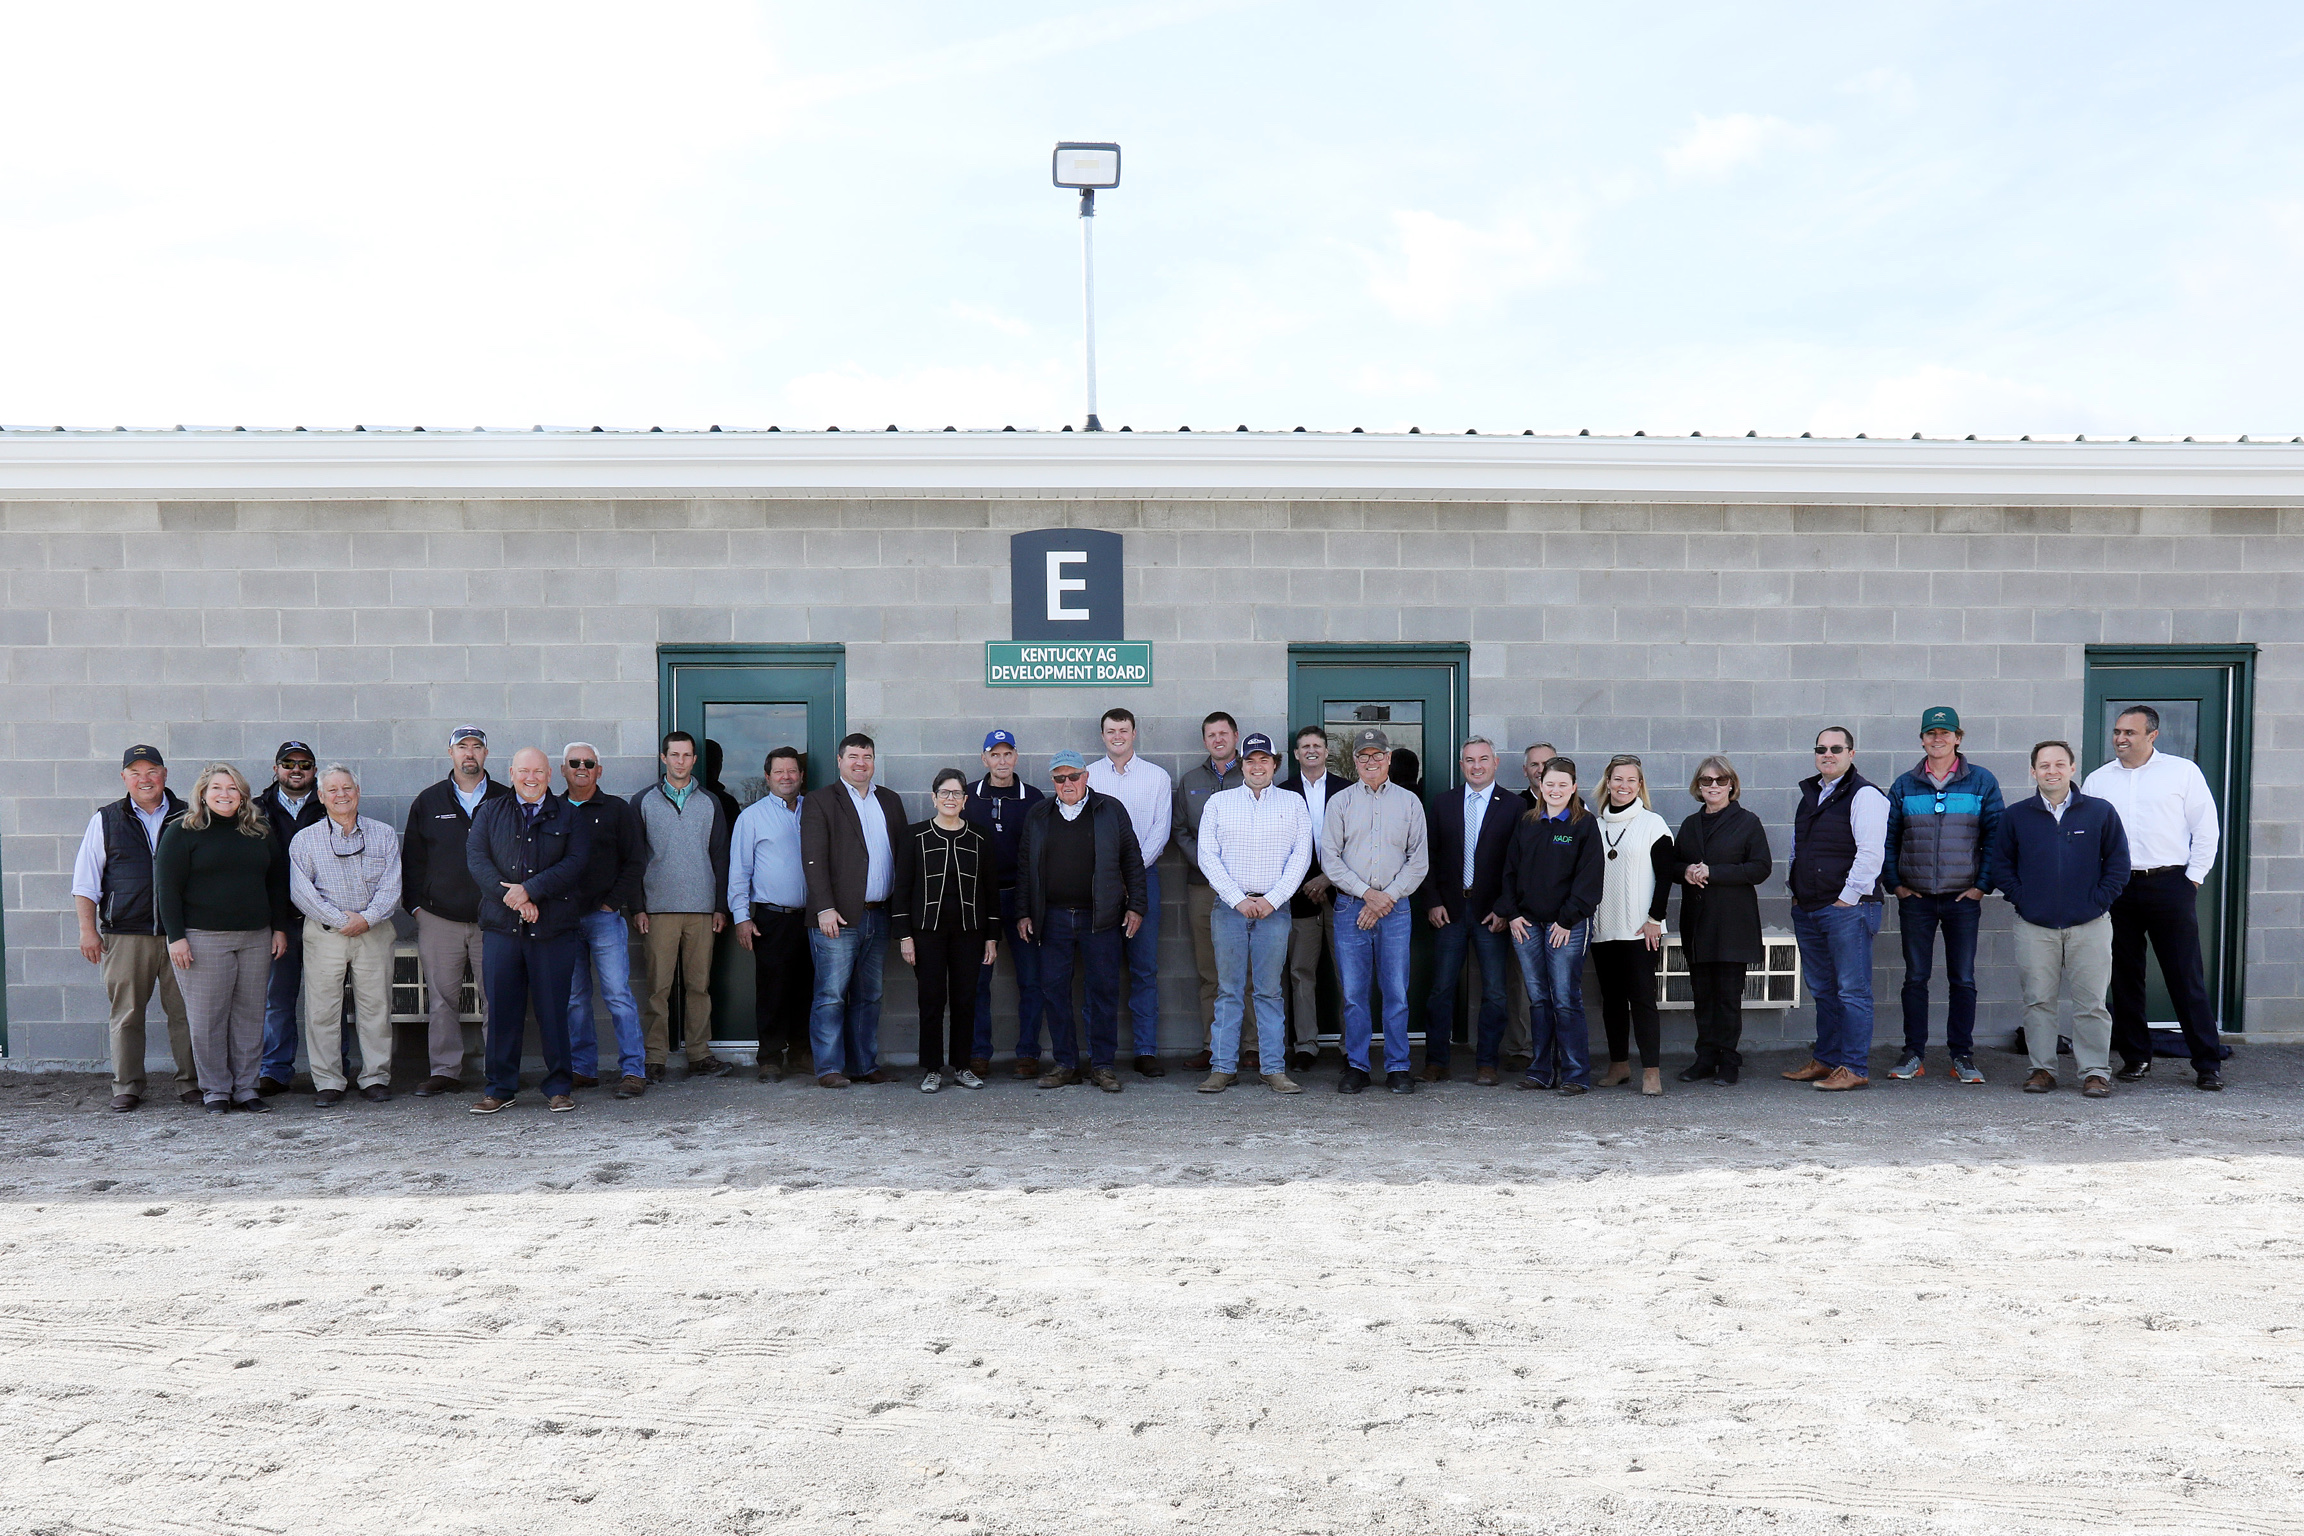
top-left (1052, 141), bottom-right (1120, 432)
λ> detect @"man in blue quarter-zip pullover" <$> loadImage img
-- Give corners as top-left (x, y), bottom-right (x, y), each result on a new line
top-left (1882, 707), bottom-right (2004, 1085)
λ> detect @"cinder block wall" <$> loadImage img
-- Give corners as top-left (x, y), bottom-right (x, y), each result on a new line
top-left (3, 495), bottom-right (2297, 1064)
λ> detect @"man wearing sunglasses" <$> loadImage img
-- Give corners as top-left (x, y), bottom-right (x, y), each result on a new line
top-left (286, 765), bottom-right (402, 1106)
top-left (254, 741), bottom-right (329, 1095)
top-left (1784, 726), bottom-right (1890, 1091)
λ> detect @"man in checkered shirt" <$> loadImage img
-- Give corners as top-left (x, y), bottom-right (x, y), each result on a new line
top-left (1195, 732), bottom-right (1314, 1094)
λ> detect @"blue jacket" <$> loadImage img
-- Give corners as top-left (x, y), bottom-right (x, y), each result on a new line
top-left (466, 792), bottom-right (595, 940)
top-left (1883, 756), bottom-right (2004, 896)
top-left (1990, 789), bottom-right (2130, 930)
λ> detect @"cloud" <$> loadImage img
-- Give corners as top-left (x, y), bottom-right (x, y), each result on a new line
top-left (1361, 208), bottom-right (1581, 325)
top-left (1662, 113), bottom-right (1831, 179)
top-left (1838, 66), bottom-right (1918, 114)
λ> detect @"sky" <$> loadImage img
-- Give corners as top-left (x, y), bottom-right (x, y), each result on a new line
top-left (1, 0), bottom-right (2300, 438)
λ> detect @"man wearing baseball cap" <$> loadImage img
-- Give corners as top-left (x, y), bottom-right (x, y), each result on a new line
top-left (1015, 749), bottom-right (1146, 1092)
top-left (70, 746), bottom-right (198, 1111)
top-left (1320, 727), bottom-right (1431, 1094)
top-left (1195, 732), bottom-right (1313, 1093)
top-left (1882, 706), bottom-right (2004, 1085)
top-left (400, 727), bottom-right (510, 1094)
top-left (963, 729), bottom-right (1047, 1077)
top-left (252, 740), bottom-right (329, 1095)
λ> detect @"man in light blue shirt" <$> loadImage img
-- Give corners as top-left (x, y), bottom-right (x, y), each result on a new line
top-left (731, 746), bottom-right (813, 1080)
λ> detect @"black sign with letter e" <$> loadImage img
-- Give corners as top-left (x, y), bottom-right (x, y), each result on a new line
top-left (1009, 528), bottom-right (1123, 642)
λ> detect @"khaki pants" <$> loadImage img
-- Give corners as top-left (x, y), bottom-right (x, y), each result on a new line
top-left (1187, 882), bottom-right (1221, 1042)
top-left (1287, 911), bottom-right (1332, 1051)
top-left (302, 919), bottom-right (397, 1091)
top-left (2015, 913), bottom-right (2114, 1080)
top-left (414, 908), bottom-right (483, 1080)
top-left (1503, 971), bottom-right (1533, 1060)
top-left (643, 912), bottom-right (714, 1064)
top-left (101, 933), bottom-right (194, 1099)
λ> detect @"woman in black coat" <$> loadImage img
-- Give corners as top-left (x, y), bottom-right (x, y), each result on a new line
top-left (1669, 755), bottom-right (1774, 1085)
top-left (1495, 757), bottom-right (1606, 1093)
top-left (893, 770), bottom-right (999, 1093)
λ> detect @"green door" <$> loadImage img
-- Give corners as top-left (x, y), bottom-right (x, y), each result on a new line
top-left (2082, 647), bottom-right (2255, 1030)
top-left (1286, 645), bottom-right (1470, 1048)
top-left (658, 645), bottom-right (846, 1053)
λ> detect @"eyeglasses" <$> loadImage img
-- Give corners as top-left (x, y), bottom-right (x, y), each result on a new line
top-left (1696, 776), bottom-right (1732, 788)
top-left (933, 786), bottom-right (966, 798)
top-left (1813, 745), bottom-right (1850, 755)
top-left (1050, 771), bottom-right (1085, 784)
top-left (564, 759), bottom-right (598, 771)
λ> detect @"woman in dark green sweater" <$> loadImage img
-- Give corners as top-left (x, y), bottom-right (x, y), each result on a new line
top-left (156, 764), bottom-right (292, 1113)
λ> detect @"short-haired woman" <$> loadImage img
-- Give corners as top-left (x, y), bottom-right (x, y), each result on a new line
top-left (1670, 755), bottom-right (1773, 1086)
top-left (156, 763), bottom-right (292, 1113)
top-left (894, 769), bottom-right (999, 1093)
top-left (1497, 757), bottom-right (1605, 1094)
top-left (1591, 755), bottom-right (1677, 1096)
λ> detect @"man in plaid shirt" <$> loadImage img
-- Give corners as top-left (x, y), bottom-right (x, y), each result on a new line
top-left (288, 765), bottom-right (404, 1107)
top-left (1195, 733), bottom-right (1313, 1094)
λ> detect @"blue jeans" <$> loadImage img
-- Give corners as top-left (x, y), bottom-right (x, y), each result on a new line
top-left (1426, 914), bottom-right (1516, 1068)
top-left (1210, 903), bottom-right (1290, 1074)
top-left (973, 885), bottom-right (1045, 1062)
top-left (1898, 892), bottom-right (1980, 1059)
top-left (259, 921), bottom-right (305, 1081)
top-left (1120, 864), bottom-right (1161, 1056)
top-left (806, 908), bottom-right (888, 1078)
top-left (1037, 906), bottom-right (1122, 1070)
top-left (569, 908), bottom-right (645, 1081)
top-left (1514, 918), bottom-right (1592, 1087)
top-left (1793, 901), bottom-right (1885, 1075)
top-left (481, 930), bottom-right (580, 1100)
top-left (1332, 894), bottom-right (1412, 1074)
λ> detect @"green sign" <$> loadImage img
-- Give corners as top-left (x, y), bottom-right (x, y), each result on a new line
top-left (985, 641), bottom-right (1154, 688)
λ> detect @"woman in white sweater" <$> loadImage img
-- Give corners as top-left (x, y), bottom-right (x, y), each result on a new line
top-left (1591, 755), bottom-right (1677, 1096)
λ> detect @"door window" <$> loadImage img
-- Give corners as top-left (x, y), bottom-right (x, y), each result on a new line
top-left (704, 701), bottom-right (810, 808)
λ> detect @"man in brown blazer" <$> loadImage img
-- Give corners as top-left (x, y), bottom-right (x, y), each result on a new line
top-left (800, 732), bottom-right (910, 1087)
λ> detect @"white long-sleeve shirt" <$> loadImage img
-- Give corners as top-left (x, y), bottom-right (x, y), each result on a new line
top-left (70, 801), bottom-right (172, 902)
top-left (1197, 782), bottom-right (1313, 911)
top-left (1788, 772), bottom-right (1890, 906)
top-left (1086, 753), bottom-right (1171, 867)
top-left (2082, 750), bottom-right (2219, 881)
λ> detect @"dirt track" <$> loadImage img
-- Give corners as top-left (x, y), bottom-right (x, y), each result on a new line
top-left (4, 1043), bottom-right (2302, 1535)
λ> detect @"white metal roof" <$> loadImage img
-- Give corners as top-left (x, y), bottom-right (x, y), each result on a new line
top-left (0, 427), bottom-right (2299, 504)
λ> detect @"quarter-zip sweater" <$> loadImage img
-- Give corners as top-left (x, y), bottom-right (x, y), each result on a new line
top-left (1495, 808), bottom-right (1605, 930)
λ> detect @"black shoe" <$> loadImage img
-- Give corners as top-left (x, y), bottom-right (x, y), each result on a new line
top-left (255, 1076), bottom-right (291, 1098)
top-left (204, 1099), bottom-right (229, 1116)
top-left (234, 1097), bottom-right (271, 1113)
top-left (1558, 1082), bottom-right (1589, 1096)
top-left (1512, 1075), bottom-right (1555, 1091)
top-left (2114, 1059), bottom-right (2152, 1083)
top-left (1386, 1071), bottom-right (1415, 1095)
top-left (313, 1089), bottom-right (345, 1108)
top-left (179, 1088), bottom-right (204, 1105)
top-left (1676, 1063), bottom-right (1716, 1083)
top-left (1288, 1051), bottom-right (1317, 1071)
top-left (646, 1064), bottom-right (668, 1084)
top-left (1336, 1067), bottom-right (1370, 1095)
top-left (1134, 1054), bottom-right (1167, 1079)
top-left (569, 1074), bottom-right (600, 1089)
top-left (2196, 1070), bottom-right (2224, 1091)
top-left (362, 1084), bottom-right (392, 1103)
top-left (688, 1056), bottom-right (735, 1079)
top-left (1714, 1064), bottom-right (1741, 1086)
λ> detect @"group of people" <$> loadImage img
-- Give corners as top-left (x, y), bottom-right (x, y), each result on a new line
top-left (71, 699), bottom-right (2225, 1115)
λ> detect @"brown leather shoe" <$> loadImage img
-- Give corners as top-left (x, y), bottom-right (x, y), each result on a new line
top-left (615, 1075), bottom-right (647, 1098)
top-left (2023, 1069), bottom-right (2057, 1094)
top-left (1815, 1067), bottom-right (1870, 1091)
top-left (1037, 1064), bottom-right (1079, 1088)
top-left (817, 1072), bottom-right (852, 1088)
top-left (968, 1057), bottom-right (992, 1077)
top-left (1783, 1059), bottom-right (1834, 1081)
top-left (415, 1075), bottom-right (462, 1096)
top-left (1090, 1067), bottom-right (1123, 1093)
top-left (548, 1094), bottom-right (576, 1113)
top-left (2081, 1074), bottom-right (2111, 1098)
top-left (1418, 1061), bottom-right (1449, 1083)
top-left (468, 1096), bottom-right (511, 1114)
top-left (1183, 1050), bottom-right (1212, 1071)
top-left (1474, 1065), bottom-right (1500, 1086)
top-left (570, 1074), bottom-right (600, 1089)
top-left (859, 1067), bottom-right (897, 1084)
top-left (1013, 1056), bottom-right (1042, 1079)
top-left (1196, 1072), bottom-right (1235, 1093)
top-left (109, 1094), bottom-right (141, 1113)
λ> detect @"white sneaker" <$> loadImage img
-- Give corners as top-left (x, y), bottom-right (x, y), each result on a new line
top-left (919, 1072), bottom-right (943, 1094)
top-left (953, 1069), bottom-right (985, 1089)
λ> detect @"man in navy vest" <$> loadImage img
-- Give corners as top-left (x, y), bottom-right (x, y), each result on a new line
top-left (1783, 725), bottom-right (1890, 1091)
top-left (71, 745), bottom-right (196, 1111)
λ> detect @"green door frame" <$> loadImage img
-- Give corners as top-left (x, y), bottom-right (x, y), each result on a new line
top-left (2082, 643), bottom-right (2255, 1031)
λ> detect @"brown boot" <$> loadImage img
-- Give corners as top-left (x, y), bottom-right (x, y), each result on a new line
top-left (1474, 1065), bottom-right (1500, 1086)
top-left (1641, 1068), bottom-right (1663, 1097)
top-left (1782, 1058), bottom-right (1834, 1081)
top-left (1815, 1066), bottom-right (1870, 1091)
top-left (1597, 1060), bottom-right (1632, 1087)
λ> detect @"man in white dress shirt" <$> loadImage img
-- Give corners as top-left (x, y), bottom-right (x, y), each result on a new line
top-left (2081, 706), bottom-right (2225, 1088)
top-left (1084, 707), bottom-right (1172, 1076)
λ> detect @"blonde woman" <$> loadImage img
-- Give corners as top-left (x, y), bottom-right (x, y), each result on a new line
top-left (1591, 755), bottom-right (1676, 1095)
top-left (156, 764), bottom-right (291, 1113)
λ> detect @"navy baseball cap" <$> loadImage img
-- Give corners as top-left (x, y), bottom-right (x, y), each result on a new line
top-left (1241, 732), bottom-right (1277, 759)
top-left (983, 729), bottom-right (1017, 750)
top-left (274, 740), bottom-right (314, 764)
top-left (121, 744), bottom-right (164, 769)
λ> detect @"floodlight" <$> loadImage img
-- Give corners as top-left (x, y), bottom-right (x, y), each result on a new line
top-left (1052, 142), bottom-right (1121, 189)
top-left (1053, 141), bottom-right (1121, 431)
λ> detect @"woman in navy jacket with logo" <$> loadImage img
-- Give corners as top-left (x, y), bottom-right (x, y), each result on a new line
top-left (1495, 757), bottom-right (1605, 1094)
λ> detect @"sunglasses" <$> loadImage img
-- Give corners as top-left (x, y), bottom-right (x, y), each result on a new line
top-left (1051, 771), bottom-right (1085, 784)
top-left (1813, 745), bottom-right (1850, 755)
top-left (564, 759), bottom-right (599, 771)
top-left (280, 761), bottom-right (315, 772)
top-left (1606, 754), bottom-right (1642, 766)
top-left (1696, 775), bottom-right (1732, 787)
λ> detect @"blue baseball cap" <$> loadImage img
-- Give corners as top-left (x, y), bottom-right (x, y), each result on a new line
top-left (983, 729), bottom-right (1017, 750)
top-left (1050, 749), bottom-right (1088, 773)
top-left (1240, 732), bottom-right (1277, 759)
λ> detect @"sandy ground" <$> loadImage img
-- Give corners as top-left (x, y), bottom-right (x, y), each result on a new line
top-left (4, 1042), bottom-right (2304, 1536)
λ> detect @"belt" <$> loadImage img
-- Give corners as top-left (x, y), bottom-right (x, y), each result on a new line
top-left (753, 902), bottom-right (801, 915)
top-left (863, 900), bottom-right (888, 911)
top-left (2132, 865), bottom-right (2186, 879)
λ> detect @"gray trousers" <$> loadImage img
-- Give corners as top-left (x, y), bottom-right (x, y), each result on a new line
top-left (1287, 912), bottom-right (1331, 1051)
top-left (303, 919), bottom-right (397, 1091)
top-left (414, 908), bottom-right (484, 1079)
top-left (179, 928), bottom-right (271, 1103)
top-left (2015, 913), bottom-right (2114, 1079)
top-left (101, 933), bottom-right (195, 1098)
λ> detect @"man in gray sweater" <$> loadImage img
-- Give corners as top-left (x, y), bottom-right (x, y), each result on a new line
top-left (629, 731), bottom-right (735, 1082)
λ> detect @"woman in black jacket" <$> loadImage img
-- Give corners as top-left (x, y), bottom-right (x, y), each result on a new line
top-left (156, 763), bottom-right (292, 1114)
top-left (1669, 755), bottom-right (1774, 1086)
top-left (1496, 757), bottom-right (1605, 1094)
top-left (894, 770), bottom-right (1000, 1093)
